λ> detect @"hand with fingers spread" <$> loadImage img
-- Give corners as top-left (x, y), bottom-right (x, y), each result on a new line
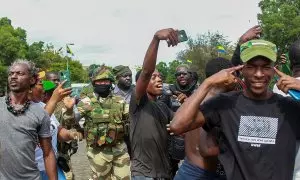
top-left (154, 28), bottom-right (179, 47)
top-left (51, 81), bottom-right (72, 103)
top-left (206, 65), bottom-right (244, 88)
top-left (274, 68), bottom-right (300, 93)
top-left (239, 25), bottom-right (262, 44)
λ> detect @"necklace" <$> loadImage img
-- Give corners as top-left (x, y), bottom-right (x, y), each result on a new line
top-left (5, 96), bottom-right (31, 116)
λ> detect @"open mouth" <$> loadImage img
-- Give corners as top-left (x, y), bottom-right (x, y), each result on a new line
top-left (156, 84), bottom-right (163, 90)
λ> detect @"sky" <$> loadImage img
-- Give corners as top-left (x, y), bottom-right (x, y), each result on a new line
top-left (0, 0), bottom-right (261, 70)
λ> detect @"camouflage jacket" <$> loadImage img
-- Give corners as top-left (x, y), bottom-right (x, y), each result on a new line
top-left (54, 101), bottom-right (76, 129)
top-left (54, 101), bottom-right (81, 158)
top-left (80, 83), bottom-right (94, 99)
top-left (77, 92), bottom-right (129, 148)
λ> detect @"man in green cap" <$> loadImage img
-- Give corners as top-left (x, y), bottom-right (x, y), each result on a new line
top-left (77, 65), bottom-right (130, 180)
top-left (113, 65), bottom-right (134, 104)
top-left (170, 39), bottom-right (300, 180)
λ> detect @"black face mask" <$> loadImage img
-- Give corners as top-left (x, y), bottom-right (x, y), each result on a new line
top-left (93, 84), bottom-right (111, 98)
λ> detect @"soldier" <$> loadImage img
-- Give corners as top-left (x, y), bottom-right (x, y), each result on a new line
top-left (77, 66), bottom-right (130, 180)
top-left (80, 66), bottom-right (98, 99)
top-left (112, 65), bottom-right (134, 157)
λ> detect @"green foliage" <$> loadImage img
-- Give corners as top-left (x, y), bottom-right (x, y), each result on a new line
top-left (166, 60), bottom-right (182, 84)
top-left (0, 63), bottom-right (7, 94)
top-left (0, 20), bottom-right (28, 65)
top-left (156, 60), bottom-right (183, 84)
top-left (47, 57), bottom-right (88, 83)
top-left (258, 0), bottom-right (300, 53)
top-left (156, 62), bottom-right (168, 80)
top-left (177, 32), bottom-right (234, 82)
top-left (0, 17), bottom-right (89, 85)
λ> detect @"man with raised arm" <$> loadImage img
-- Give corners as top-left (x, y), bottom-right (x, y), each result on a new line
top-left (130, 28), bottom-right (182, 180)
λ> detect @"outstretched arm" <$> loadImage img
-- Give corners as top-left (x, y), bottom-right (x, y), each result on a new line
top-left (135, 28), bottom-right (179, 101)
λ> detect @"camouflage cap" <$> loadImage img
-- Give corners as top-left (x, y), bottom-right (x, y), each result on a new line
top-left (92, 66), bottom-right (115, 82)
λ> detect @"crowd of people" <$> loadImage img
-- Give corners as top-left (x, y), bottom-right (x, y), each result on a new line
top-left (1, 25), bottom-right (300, 180)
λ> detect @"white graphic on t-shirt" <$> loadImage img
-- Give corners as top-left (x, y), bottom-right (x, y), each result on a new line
top-left (238, 116), bottom-right (278, 145)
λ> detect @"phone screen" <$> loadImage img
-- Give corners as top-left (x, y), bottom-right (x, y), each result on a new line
top-left (60, 70), bottom-right (71, 88)
top-left (178, 30), bottom-right (188, 43)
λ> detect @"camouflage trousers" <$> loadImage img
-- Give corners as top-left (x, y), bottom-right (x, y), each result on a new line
top-left (86, 141), bottom-right (130, 180)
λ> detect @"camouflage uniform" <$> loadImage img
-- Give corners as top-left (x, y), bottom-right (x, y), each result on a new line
top-left (54, 101), bottom-right (80, 180)
top-left (77, 67), bottom-right (130, 180)
top-left (80, 83), bottom-right (94, 99)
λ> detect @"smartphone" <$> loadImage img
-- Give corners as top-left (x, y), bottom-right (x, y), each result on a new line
top-left (288, 89), bottom-right (300, 100)
top-left (59, 70), bottom-right (71, 88)
top-left (178, 30), bottom-right (188, 43)
top-left (274, 76), bottom-right (300, 100)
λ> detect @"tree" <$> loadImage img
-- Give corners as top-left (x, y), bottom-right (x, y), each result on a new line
top-left (0, 62), bottom-right (7, 95)
top-left (0, 17), bottom-right (28, 65)
top-left (166, 60), bottom-right (182, 84)
top-left (0, 17), bottom-right (118, 85)
top-left (155, 60), bottom-right (187, 84)
top-left (26, 41), bottom-right (46, 66)
top-left (177, 32), bottom-right (234, 82)
top-left (47, 57), bottom-right (89, 83)
top-left (156, 61), bottom-right (168, 81)
top-left (258, 0), bottom-right (300, 53)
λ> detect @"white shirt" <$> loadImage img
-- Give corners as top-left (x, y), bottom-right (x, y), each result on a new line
top-left (35, 102), bottom-right (60, 171)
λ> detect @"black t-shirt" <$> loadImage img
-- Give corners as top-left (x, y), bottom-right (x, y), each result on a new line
top-left (200, 91), bottom-right (300, 180)
top-left (129, 89), bottom-right (173, 178)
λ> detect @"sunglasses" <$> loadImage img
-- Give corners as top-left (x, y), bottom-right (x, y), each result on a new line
top-left (175, 72), bottom-right (189, 77)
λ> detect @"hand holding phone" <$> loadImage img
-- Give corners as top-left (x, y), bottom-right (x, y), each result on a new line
top-left (59, 70), bottom-right (71, 89)
top-left (274, 68), bottom-right (300, 100)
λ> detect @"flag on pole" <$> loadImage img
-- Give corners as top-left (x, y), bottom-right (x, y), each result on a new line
top-left (217, 45), bottom-right (226, 54)
top-left (66, 45), bottom-right (74, 56)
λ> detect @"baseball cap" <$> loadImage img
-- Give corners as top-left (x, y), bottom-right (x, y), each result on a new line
top-left (240, 40), bottom-right (277, 63)
top-left (42, 80), bottom-right (56, 91)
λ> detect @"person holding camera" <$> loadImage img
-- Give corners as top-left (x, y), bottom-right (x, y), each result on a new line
top-left (30, 72), bottom-right (82, 180)
top-left (44, 71), bottom-right (82, 180)
top-left (129, 28), bottom-right (187, 180)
